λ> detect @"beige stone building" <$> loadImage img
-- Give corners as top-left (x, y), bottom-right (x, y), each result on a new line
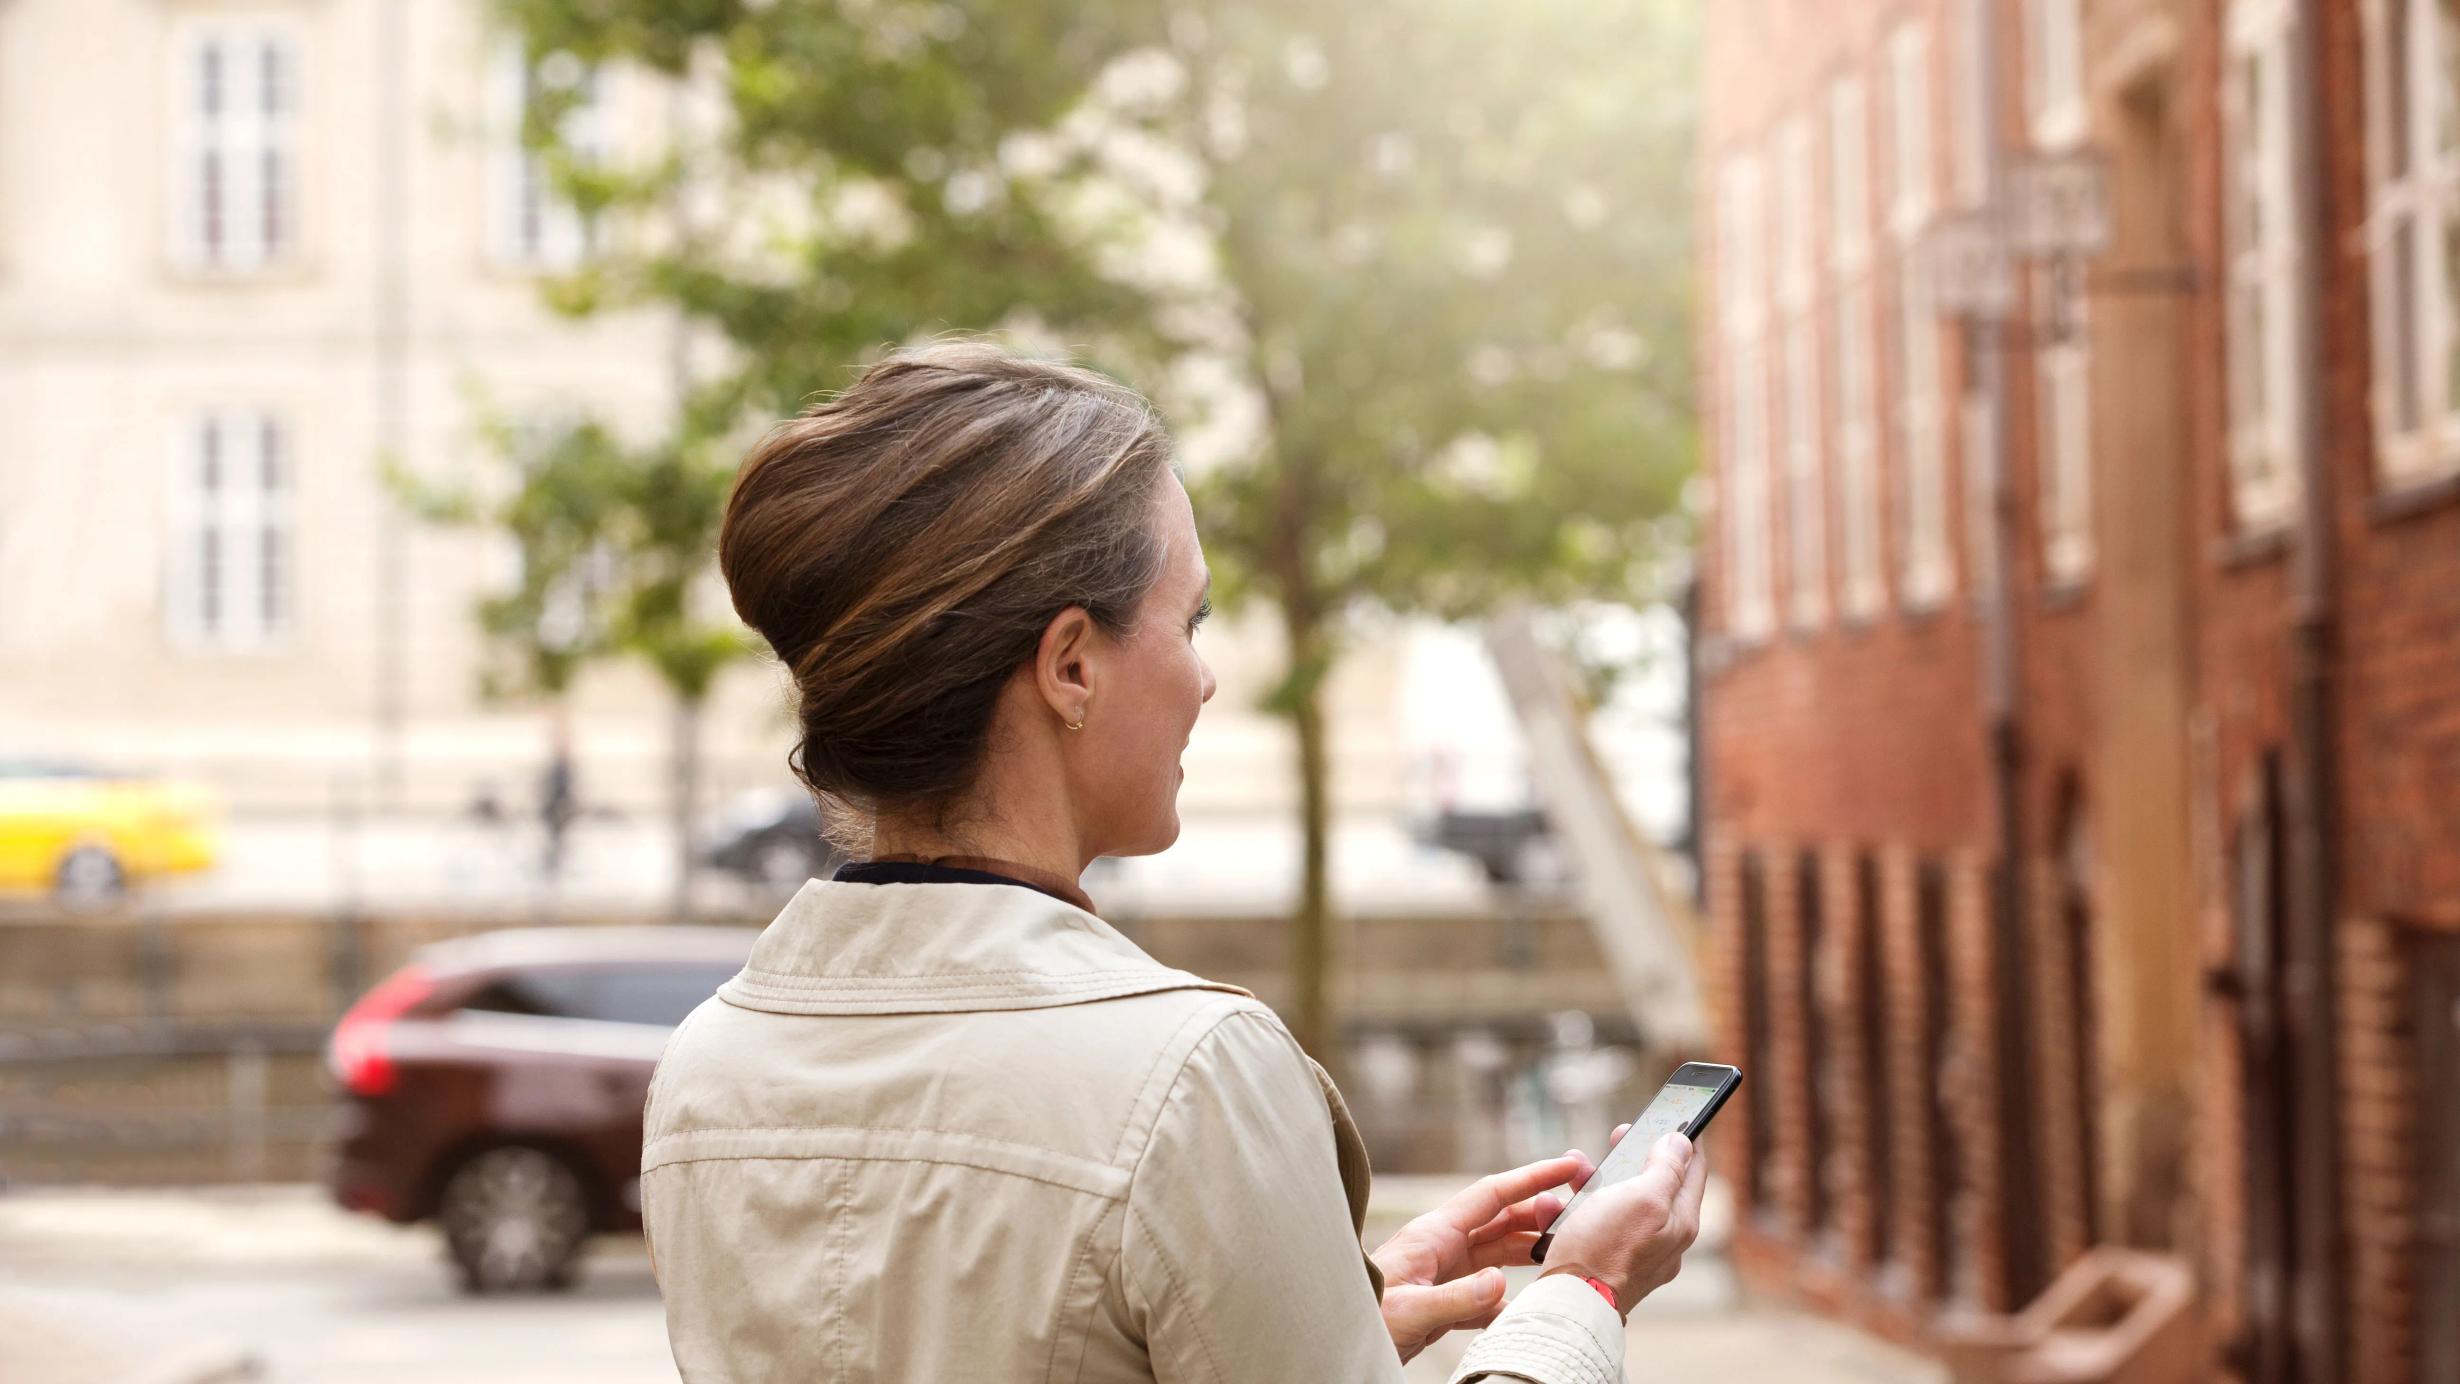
top-left (0, 0), bottom-right (1415, 833)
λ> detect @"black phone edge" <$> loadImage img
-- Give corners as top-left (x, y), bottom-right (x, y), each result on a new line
top-left (1529, 1065), bottom-right (1744, 1267)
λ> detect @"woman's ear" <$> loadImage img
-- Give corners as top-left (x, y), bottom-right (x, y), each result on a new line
top-left (1033, 606), bottom-right (1098, 727)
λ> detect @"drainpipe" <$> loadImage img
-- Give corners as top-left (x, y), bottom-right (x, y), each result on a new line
top-left (2282, 0), bottom-right (2343, 1379)
top-left (1968, 0), bottom-right (2049, 1309)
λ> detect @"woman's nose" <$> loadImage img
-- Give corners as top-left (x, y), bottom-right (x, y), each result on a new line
top-left (1198, 656), bottom-right (1218, 705)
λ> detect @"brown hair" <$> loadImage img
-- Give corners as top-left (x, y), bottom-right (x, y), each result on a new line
top-left (720, 341), bottom-right (1176, 832)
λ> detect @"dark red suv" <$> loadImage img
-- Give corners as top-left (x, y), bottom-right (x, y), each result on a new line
top-left (322, 926), bottom-right (757, 1293)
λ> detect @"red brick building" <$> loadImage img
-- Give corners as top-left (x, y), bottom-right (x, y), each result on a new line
top-left (1696, 3), bottom-right (2460, 1381)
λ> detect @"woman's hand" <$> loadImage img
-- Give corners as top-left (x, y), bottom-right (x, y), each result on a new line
top-left (1536, 1127), bottom-right (1709, 1316)
top-left (1368, 1147), bottom-right (1600, 1362)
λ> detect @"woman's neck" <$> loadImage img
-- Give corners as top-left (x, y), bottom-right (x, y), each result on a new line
top-left (868, 811), bottom-right (1085, 885)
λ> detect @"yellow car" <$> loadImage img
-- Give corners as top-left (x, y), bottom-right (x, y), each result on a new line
top-left (0, 760), bottom-right (219, 907)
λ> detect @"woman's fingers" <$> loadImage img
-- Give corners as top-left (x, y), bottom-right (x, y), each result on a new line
top-left (1673, 1143), bottom-right (1710, 1234)
top-left (1431, 1154), bottom-right (1585, 1235)
top-left (1466, 1193), bottom-right (1562, 1245)
top-left (1467, 1231), bottom-right (1545, 1271)
top-left (1382, 1269), bottom-right (1509, 1349)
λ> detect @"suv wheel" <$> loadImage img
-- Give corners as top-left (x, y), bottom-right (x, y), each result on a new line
top-left (438, 1145), bottom-right (591, 1294)
top-left (55, 845), bottom-right (127, 910)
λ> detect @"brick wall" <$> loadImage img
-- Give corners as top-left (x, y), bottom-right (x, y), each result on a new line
top-left (1703, 1), bottom-right (2457, 1379)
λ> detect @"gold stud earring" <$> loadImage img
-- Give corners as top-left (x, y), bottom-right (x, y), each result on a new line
top-left (1066, 712), bottom-right (1086, 731)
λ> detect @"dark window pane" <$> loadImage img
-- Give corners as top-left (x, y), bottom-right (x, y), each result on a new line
top-left (458, 970), bottom-right (598, 1020)
top-left (585, 964), bottom-right (739, 1027)
top-left (457, 963), bottom-right (735, 1027)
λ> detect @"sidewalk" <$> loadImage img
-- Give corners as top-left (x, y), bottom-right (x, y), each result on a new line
top-left (0, 1184), bottom-right (1942, 1383)
top-left (1372, 1176), bottom-right (1942, 1383)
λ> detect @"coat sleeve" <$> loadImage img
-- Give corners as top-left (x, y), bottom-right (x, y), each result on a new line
top-left (1117, 1007), bottom-right (1626, 1384)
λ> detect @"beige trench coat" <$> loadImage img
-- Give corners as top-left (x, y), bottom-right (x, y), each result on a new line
top-left (643, 880), bottom-right (1626, 1382)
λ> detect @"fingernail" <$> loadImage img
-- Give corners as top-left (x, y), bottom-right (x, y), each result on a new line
top-left (1478, 1267), bottom-right (1506, 1297)
top-left (1657, 1131), bottom-right (1692, 1162)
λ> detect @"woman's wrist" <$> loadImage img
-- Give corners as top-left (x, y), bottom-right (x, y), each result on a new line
top-left (1537, 1264), bottom-right (1628, 1319)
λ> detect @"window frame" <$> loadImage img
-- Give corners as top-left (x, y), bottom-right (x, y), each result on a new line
top-left (2028, 0), bottom-right (2096, 586)
top-left (488, 42), bottom-right (610, 272)
top-left (172, 25), bottom-right (302, 275)
top-left (166, 411), bottom-right (297, 652)
top-left (1886, 22), bottom-right (1953, 610)
top-left (1776, 117), bottom-right (1828, 630)
top-left (1829, 74), bottom-right (1886, 622)
top-left (2221, 0), bottom-right (2305, 533)
top-left (2028, 0), bottom-right (2089, 149)
top-left (2362, 0), bottom-right (2460, 487)
top-left (1720, 150), bottom-right (1777, 644)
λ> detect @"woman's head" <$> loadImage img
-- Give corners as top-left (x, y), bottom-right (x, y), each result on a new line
top-left (720, 342), bottom-right (1215, 863)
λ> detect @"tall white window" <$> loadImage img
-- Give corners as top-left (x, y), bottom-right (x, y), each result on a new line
top-left (1887, 23), bottom-right (1952, 607)
top-left (2364, 0), bottom-right (2460, 486)
top-left (490, 44), bottom-right (607, 269)
top-left (2038, 318), bottom-right (2095, 581)
top-left (2028, 0), bottom-right (2088, 146)
top-left (1776, 118), bottom-right (1827, 628)
top-left (1720, 151), bottom-right (1775, 642)
top-left (2223, 0), bottom-right (2305, 530)
top-left (177, 29), bottom-right (300, 272)
top-left (2030, 0), bottom-right (2095, 582)
top-left (1830, 75), bottom-right (1885, 620)
top-left (169, 414), bottom-right (295, 648)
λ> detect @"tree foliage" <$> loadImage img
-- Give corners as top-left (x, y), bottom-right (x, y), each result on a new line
top-left (473, 0), bottom-right (1699, 1047)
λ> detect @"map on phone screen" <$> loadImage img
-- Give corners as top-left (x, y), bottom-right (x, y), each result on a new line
top-left (1584, 1080), bottom-right (1719, 1197)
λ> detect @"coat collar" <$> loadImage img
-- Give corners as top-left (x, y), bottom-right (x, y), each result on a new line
top-left (718, 879), bottom-right (1249, 1016)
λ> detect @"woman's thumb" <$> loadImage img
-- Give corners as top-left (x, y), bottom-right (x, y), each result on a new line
top-left (1402, 1267), bottom-right (1505, 1330)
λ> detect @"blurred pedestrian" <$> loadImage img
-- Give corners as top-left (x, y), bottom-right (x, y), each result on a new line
top-left (538, 714), bottom-right (577, 883)
top-left (644, 344), bottom-right (1707, 1381)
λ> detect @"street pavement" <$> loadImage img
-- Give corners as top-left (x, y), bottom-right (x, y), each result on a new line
top-left (0, 1184), bottom-right (1942, 1384)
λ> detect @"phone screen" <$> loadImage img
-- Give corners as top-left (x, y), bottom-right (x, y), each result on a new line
top-left (1533, 1063), bottom-right (1739, 1263)
top-left (1577, 1078), bottom-right (1722, 1200)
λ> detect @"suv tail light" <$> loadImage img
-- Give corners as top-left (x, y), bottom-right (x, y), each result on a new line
top-left (329, 965), bottom-right (435, 1096)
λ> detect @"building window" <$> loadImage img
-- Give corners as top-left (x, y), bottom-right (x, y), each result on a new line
top-left (2038, 326), bottom-right (2095, 583)
top-left (2363, 0), bottom-right (2460, 486)
top-left (1777, 118), bottom-right (1827, 630)
top-left (1886, 23), bottom-right (1952, 608)
top-left (1829, 75), bottom-right (1886, 620)
top-left (2028, 0), bottom-right (2088, 146)
top-left (1720, 151), bottom-right (1776, 642)
top-left (490, 44), bottom-right (607, 270)
top-left (177, 29), bottom-right (300, 273)
top-left (2223, 0), bottom-right (2304, 530)
top-left (169, 414), bottom-right (295, 648)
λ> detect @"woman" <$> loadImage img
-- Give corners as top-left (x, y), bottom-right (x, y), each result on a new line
top-left (645, 342), bottom-right (1708, 1381)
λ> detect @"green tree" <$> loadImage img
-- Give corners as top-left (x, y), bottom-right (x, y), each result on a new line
top-left (393, 415), bottom-right (749, 917)
top-left (1162, 0), bottom-right (1700, 1058)
top-left (479, 0), bottom-right (1699, 1058)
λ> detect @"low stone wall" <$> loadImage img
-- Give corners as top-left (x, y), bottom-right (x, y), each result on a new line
top-left (0, 901), bottom-right (1654, 1187)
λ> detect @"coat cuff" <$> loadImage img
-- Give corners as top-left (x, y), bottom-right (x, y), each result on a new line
top-left (1448, 1272), bottom-right (1625, 1384)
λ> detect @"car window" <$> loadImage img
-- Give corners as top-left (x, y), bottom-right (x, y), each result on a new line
top-left (588, 964), bottom-right (739, 1027)
top-left (457, 963), bottom-right (736, 1027)
top-left (457, 970), bottom-right (601, 1021)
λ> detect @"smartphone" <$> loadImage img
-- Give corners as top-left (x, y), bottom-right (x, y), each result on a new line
top-left (1530, 1061), bottom-right (1743, 1265)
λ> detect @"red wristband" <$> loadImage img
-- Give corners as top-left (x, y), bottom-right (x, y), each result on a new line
top-left (1581, 1276), bottom-right (1617, 1311)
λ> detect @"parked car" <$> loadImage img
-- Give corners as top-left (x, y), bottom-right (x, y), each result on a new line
top-left (322, 925), bottom-right (758, 1293)
top-left (0, 759), bottom-right (218, 908)
top-left (700, 789), bottom-right (844, 890)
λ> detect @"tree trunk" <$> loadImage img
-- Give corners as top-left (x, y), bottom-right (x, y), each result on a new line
top-left (1282, 603), bottom-right (1337, 1072)
top-left (670, 694), bottom-right (702, 924)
